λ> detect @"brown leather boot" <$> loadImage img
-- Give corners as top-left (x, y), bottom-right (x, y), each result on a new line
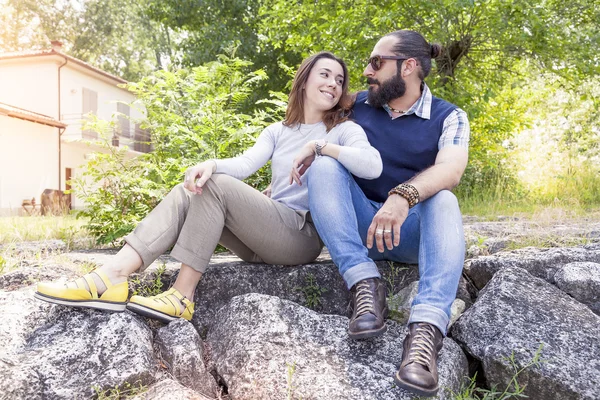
top-left (348, 278), bottom-right (388, 339)
top-left (394, 322), bottom-right (444, 397)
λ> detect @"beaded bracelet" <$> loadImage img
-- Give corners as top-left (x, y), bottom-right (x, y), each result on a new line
top-left (388, 183), bottom-right (420, 208)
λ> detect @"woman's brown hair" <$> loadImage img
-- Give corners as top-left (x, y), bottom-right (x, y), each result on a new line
top-left (283, 52), bottom-right (351, 132)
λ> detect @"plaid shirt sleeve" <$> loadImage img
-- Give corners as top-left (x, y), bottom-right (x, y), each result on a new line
top-left (438, 108), bottom-right (470, 150)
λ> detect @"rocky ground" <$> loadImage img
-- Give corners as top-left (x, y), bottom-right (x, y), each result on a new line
top-left (0, 217), bottom-right (599, 399)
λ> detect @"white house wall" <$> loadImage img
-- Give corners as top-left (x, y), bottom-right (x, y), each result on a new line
top-left (0, 58), bottom-right (59, 117)
top-left (0, 115), bottom-right (59, 215)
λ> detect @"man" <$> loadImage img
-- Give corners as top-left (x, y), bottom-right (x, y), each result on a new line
top-left (306, 30), bottom-right (469, 397)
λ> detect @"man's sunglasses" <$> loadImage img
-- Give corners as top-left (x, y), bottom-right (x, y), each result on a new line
top-left (367, 55), bottom-right (409, 71)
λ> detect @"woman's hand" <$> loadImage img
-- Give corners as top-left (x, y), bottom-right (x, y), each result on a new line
top-left (289, 142), bottom-right (316, 186)
top-left (262, 184), bottom-right (272, 198)
top-left (183, 161), bottom-right (216, 194)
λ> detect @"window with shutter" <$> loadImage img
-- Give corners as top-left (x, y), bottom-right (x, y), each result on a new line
top-left (82, 88), bottom-right (98, 139)
top-left (117, 103), bottom-right (130, 138)
top-left (134, 124), bottom-right (152, 153)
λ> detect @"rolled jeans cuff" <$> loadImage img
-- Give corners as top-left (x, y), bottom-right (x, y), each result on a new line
top-left (124, 233), bottom-right (155, 273)
top-left (343, 262), bottom-right (381, 290)
top-left (408, 304), bottom-right (450, 336)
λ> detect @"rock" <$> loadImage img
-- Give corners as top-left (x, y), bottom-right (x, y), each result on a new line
top-left (0, 288), bottom-right (53, 356)
top-left (449, 299), bottom-right (465, 327)
top-left (554, 262), bottom-right (600, 314)
top-left (156, 320), bottom-right (218, 396)
top-left (193, 260), bottom-right (424, 332)
top-left (0, 306), bottom-right (156, 399)
top-left (193, 261), bottom-right (348, 332)
top-left (130, 379), bottom-right (215, 400)
top-left (208, 293), bottom-right (468, 400)
top-left (451, 266), bottom-right (600, 400)
top-left (0, 265), bottom-right (78, 291)
top-left (464, 245), bottom-right (600, 289)
top-left (389, 281), bottom-right (466, 328)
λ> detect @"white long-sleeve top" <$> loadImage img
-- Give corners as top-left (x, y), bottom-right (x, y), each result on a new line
top-left (214, 120), bottom-right (382, 211)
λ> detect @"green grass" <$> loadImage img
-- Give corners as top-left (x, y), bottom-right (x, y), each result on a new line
top-left (459, 195), bottom-right (600, 223)
top-left (0, 215), bottom-right (91, 244)
top-left (447, 344), bottom-right (545, 400)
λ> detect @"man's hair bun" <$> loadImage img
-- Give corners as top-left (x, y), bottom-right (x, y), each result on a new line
top-left (430, 43), bottom-right (442, 59)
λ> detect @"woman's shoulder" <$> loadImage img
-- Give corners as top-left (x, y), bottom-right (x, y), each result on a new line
top-left (260, 121), bottom-right (286, 137)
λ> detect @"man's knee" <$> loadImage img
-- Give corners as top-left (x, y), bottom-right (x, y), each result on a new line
top-left (425, 190), bottom-right (460, 214)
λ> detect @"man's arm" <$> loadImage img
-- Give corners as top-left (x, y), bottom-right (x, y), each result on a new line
top-left (406, 145), bottom-right (468, 201)
top-left (366, 107), bottom-right (470, 253)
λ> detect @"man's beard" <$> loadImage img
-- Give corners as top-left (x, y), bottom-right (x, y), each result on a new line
top-left (366, 73), bottom-right (406, 109)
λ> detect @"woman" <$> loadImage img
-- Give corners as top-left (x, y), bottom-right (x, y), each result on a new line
top-left (35, 52), bottom-right (383, 323)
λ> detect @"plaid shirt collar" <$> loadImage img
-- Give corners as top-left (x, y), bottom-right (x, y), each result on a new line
top-left (366, 82), bottom-right (432, 120)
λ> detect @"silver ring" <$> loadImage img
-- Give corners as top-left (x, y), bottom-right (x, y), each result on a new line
top-left (375, 229), bottom-right (384, 235)
top-left (383, 229), bottom-right (392, 233)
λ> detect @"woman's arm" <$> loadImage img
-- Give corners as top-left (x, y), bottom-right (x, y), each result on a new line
top-left (185, 125), bottom-right (277, 194)
top-left (316, 122), bottom-right (382, 179)
top-left (290, 122), bottom-right (382, 185)
top-left (212, 125), bottom-right (277, 180)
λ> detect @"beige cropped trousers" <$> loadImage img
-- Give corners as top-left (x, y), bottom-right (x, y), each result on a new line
top-left (124, 174), bottom-right (323, 273)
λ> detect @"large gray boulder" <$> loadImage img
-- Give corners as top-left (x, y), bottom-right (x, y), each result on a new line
top-left (156, 319), bottom-right (218, 396)
top-left (451, 266), bottom-right (600, 400)
top-left (207, 293), bottom-right (468, 400)
top-left (193, 261), bottom-right (350, 332)
top-left (464, 243), bottom-right (600, 289)
top-left (554, 262), bottom-right (600, 315)
top-left (0, 304), bottom-right (156, 400)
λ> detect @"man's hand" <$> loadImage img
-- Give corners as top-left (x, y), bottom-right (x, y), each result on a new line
top-left (183, 161), bottom-right (216, 194)
top-left (367, 195), bottom-right (409, 253)
top-left (289, 142), bottom-right (316, 186)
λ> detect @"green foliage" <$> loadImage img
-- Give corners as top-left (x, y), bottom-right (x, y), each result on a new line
top-left (0, 255), bottom-right (6, 275)
top-left (286, 361), bottom-right (299, 400)
top-left (74, 51), bottom-right (285, 245)
top-left (73, 124), bottom-right (164, 246)
top-left (295, 273), bottom-right (327, 310)
top-left (93, 381), bottom-right (147, 400)
top-left (57, 226), bottom-right (78, 252)
top-left (131, 264), bottom-right (166, 297)
top-left (0, 0), bottom-right (167, 81)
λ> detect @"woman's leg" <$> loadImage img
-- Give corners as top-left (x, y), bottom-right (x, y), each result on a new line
top-left (127, 174), bottom-right (322, 322)
top-left (36, 183), bottom-right (194, 309)
top-left (67, 183), bottom-right (193, 294)
top-left (169, 174), bottom-right (322, 273)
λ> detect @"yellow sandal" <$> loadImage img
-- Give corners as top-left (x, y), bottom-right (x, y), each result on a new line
top-left (126, 288), bottom-right (194, 323)
top-left (34, 269), bottom-right (128, 311)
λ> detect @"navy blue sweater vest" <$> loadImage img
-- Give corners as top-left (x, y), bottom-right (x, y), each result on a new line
top-left (352, 91), bottom-right (457, 203)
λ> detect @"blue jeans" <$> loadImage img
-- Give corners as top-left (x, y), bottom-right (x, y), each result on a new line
top-left (307, 157), bottom-right (465, 335)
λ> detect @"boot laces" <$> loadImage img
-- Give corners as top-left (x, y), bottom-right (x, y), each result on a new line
top-left (408, 324), bottom-right (436, 368)
top-left (354, 280), bottom-right (375, 317)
